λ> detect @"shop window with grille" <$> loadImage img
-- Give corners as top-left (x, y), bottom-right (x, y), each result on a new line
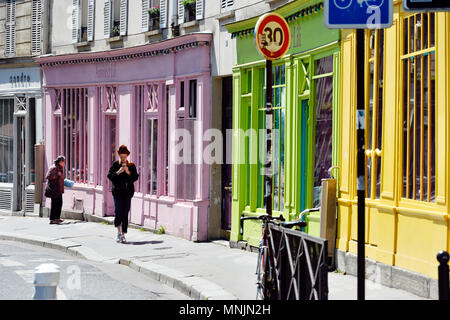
top-left (365, 29), bottom-right (384, 199)
top-left (401, 13), bottom-right (436, 203)
top-left (0, 99), bottom-right (14, 183)
top-left (256, 65), bottom-right (286, 212)
top-left (313, 55), bottom-right (334, 208)
top-left (135, 84), bottom-right (166, 196)
top-left (55, 88), bottom-right (90, 184)
top-left (98, 86), bottom-right (118, 186)
top-left (176, 78), bottom-right (198, 201)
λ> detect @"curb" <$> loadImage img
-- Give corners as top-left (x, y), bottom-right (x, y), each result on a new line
top-left (0, 232), bottom-right (238, 300)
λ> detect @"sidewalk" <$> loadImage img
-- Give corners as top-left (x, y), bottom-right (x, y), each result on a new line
top-left (0, 215), bottom-right (425, 300)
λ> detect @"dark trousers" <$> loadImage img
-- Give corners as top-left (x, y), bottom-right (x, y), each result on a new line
top-left (50, 196), bottom-right (63, 221)
top-left (114, 196), bottom-right (131, 234)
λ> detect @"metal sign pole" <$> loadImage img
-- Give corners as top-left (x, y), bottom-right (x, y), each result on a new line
top-left (265, 59), bottom-right (273, 217)
top-left (356, 28), bottom-right (365, 301)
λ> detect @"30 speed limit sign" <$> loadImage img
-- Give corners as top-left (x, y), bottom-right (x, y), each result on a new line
top-left (255, 13), bottom-right (291, 60)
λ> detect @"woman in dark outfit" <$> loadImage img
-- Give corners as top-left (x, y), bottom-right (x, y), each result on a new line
top-left (45, 156), bottom-right (66, 225)
top-left (107, 145), bottom-right (139, 243)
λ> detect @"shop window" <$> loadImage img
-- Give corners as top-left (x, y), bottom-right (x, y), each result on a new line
top-left (402, 13), bottom-right (436, 203)
top-left (135, 83), bottom-right (165, 196)
top-left (28, 98), bottom-right (36, 185)
top-left (58, 88), bottom-right (89, 184)
top-left (256, 65), bottom-right (286, 212)
top-left (176, 78), bottom-right (198, 201)
top-left (313, 56), bottom-right (334, 207)
top-left (96, 86), bottom-right (117, 186)
top-left (365, 30), bottom-right (384, 199)
top-left (0, 99), bottom-right (14, 183)
top-left (189, 79), bottom-right (197, 118)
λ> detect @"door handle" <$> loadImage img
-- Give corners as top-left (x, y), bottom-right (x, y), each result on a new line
top-left (224, 186), bottom-right (232, 191)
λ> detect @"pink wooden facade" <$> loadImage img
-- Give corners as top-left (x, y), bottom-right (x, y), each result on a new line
top-left (37, 34), bottom-right (212, 241)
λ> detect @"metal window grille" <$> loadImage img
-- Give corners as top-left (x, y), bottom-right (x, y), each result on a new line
top-left (58, 88), bottom-right (89, 184)
top-left (401, 13), bottom-right (436, 203)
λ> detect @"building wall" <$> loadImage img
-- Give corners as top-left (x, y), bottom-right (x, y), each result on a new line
top-left (336, 1), bottom-right (450, 279)
top-left (226, 1), bottom-right (341, 246)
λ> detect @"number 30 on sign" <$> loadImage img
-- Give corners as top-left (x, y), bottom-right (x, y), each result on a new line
top-left (255, 13), bottom-right (291, 61)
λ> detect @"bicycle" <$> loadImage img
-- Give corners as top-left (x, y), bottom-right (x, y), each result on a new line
top-left (240, 213), bottom-right (307, 300)
top-left (333, 0), bottom-right (384, 10)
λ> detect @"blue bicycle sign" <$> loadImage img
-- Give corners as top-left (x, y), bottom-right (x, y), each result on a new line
top-left (324, 0), bottom-right (393, 29)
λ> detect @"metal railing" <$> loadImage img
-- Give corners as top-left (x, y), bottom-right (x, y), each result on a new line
top-left (267, 223), bottom-right (328, 300)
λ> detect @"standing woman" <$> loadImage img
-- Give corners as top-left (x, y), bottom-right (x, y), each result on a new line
top-left (45, 156), bottom-right (66, 225)
top-left (107, 145), bottom-right (139, 243)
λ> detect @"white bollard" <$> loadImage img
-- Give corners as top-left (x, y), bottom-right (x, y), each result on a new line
top-left (33, 263), bottom-right (60, 300)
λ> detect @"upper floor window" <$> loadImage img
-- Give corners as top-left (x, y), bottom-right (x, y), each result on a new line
top-left (31, 0), bottom-right (42, 55)
top-left (401, 13), bottom-right (436, 203)
top-left (142, 0), bottom-right (167, 31)
top-left (104, 0), bottom-right (128, 38)
top-left (5, 0), bottom-right (16, 57)
top-left (72, 0), bottom-right (95, 43)
top-left (221, 0), bottom-right (233, 12)
top-left (178, 0), bottom-right (204, 24)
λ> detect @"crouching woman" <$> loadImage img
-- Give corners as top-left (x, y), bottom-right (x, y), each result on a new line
top-left (107, 145), bottom-right (139, 243)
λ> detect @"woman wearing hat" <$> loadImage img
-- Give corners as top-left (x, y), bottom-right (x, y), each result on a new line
top-left (107, 145), bottom-right (139, 243)
top-left (45, 156), bottom-right (66, 225)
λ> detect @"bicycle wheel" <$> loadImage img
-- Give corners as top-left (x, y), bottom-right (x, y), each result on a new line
top-left (256, 245), bottom-right (266, 300)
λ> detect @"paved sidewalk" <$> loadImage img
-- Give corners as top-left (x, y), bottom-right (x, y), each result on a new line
top-left (0, 216), bottom-right (425, 300)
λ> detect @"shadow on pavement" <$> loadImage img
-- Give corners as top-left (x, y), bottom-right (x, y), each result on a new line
top-left (124, 240), bottom-right (164, 245)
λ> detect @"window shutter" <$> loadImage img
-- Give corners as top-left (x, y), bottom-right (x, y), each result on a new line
top-left (120, 0), bottom-right (128, 36)
top-left (141, 0), bottom-right (149, 32)
top-left (71, 0), bottom-right (80, 43)
top-left (87, 0), bottom-right (95, 41)
top-left (31, 0), bottom-right (42, 55)
top-left (5, 0), bottom-right (16, 56)
top-left (160, 0), bottom-right (168, 29)
top-left (196, 0), bottom-right (204, 20)
top-left (104, 0), bottom-right (112, 38)
top-left (177, 0), bottom-right (184, 25)
top-left (221, 0), bottom-right (233, 10)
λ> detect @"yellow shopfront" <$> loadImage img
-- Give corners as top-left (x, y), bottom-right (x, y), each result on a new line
top-left (337, 1), bottom-right (450, 279)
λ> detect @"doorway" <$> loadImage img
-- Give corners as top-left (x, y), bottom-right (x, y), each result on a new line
top-left (221, 76), bottom-right (233, 231)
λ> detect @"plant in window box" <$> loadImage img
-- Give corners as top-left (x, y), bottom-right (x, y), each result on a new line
top-left (182, 0), bottom-right (196, 22)
top-left (111, 25), bottom-right (120, 37)
top-left (148, 6), bottom-right (160, 30)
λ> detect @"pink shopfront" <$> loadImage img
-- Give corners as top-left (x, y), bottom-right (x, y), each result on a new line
top-left (37, 34), bottom-right (212, 241)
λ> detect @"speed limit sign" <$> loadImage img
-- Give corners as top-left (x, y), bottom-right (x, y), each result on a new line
top-left (255, 13), bottom-right (291, 60)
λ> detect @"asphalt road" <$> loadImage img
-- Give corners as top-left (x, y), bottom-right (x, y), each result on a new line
top-left (0, 240), bottom-right (189, 300)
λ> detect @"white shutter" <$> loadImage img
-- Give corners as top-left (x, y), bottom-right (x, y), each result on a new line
top-left (71, 0), bottom-right (81, 43)
top-left (160, 0), bottom-right (167, 29)
top-left (221, 0), bottom-right (233, 11)
top-left (87, 0), bottom-right (95, 41)
top-left (5, 0), bottom-right (16, 56)
top-left (141, 0), bottom-right (149, 32)
top-left (31, 0), bottom-right (42, 55)
top-left (119, 0), bottom-right (128, 36)
top-left (196, 0), bottom-right (204, 20)
top-left (104, 0), bottom-right (112, 38)
top-left (177, 0), bottom-right (184, 25)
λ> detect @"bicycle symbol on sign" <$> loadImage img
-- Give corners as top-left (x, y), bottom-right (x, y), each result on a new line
top-left (333, 0), bottom-right (384, 10)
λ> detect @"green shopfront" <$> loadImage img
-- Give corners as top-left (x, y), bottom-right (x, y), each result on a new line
top-left (226, 1), bottom-right (341, 247)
